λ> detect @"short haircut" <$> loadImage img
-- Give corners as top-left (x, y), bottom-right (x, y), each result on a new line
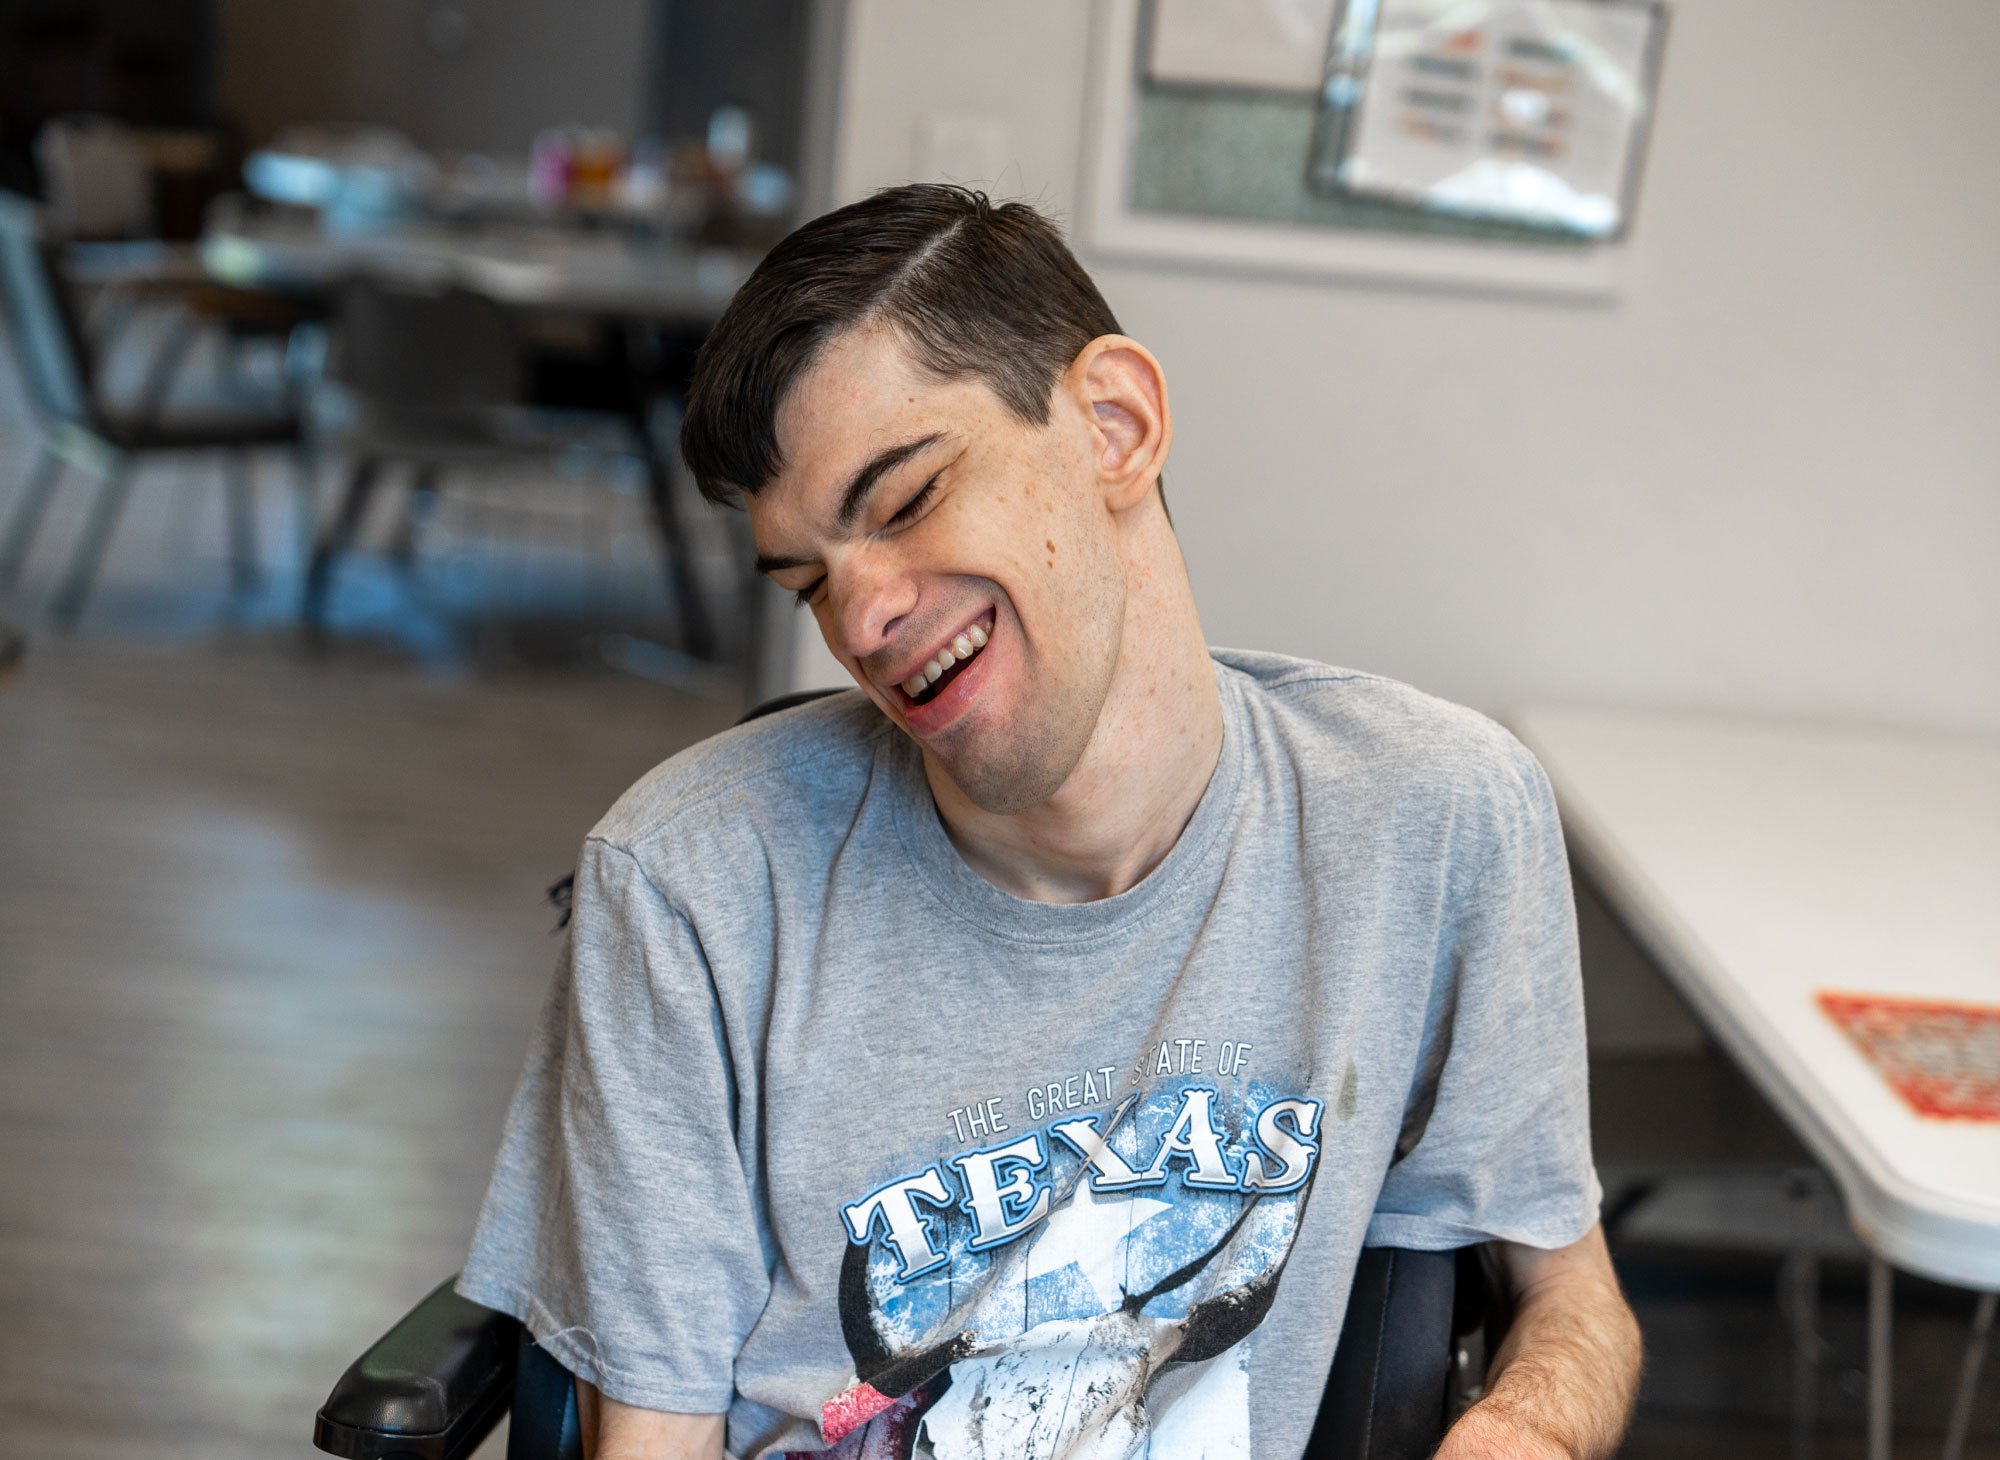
top-left (679, 184), bottom-right (1125, 508)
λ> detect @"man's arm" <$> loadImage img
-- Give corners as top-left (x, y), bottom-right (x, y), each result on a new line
top-left (1436, 1224), bottom-right (1643, 1460)
top-left (575, 1379), bottom-right (726, 1460)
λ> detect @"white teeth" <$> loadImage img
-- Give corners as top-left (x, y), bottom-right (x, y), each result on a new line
top-left (898, 619), bottom-right (993, 700)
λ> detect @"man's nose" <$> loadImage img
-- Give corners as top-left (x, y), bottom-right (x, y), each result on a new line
top-left (826, 551), bottom-right (916, 669)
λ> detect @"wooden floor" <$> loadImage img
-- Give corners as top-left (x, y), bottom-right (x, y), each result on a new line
top-left (0, 626), bottom-right (735, 1460)
top-left (0, 330), bottom-right (750, 1459)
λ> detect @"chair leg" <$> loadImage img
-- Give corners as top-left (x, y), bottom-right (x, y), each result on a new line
top-left (223, 453), bottom-right (260, 596)
top-left (637, 444), bottom-right (714, 660)
top-left (0, 447), bottom-right (65, 593)
top-left (289, 444), bottom-right (322, 571)
top-left (302, 456), bottom-right (384, 638)
top-left (391, 463), bottom-right (442, 570)
top-left (50, 460), bottom-right (135, 630)
top-left (134, 311), bottom-right (199, 426)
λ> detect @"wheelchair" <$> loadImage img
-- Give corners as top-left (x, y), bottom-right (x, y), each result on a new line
top-left (314, 1245), bottom-right (1496, 1460)
top-left (311, 692), bottom-right (1503, 1460)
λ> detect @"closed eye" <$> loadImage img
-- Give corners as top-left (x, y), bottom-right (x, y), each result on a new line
top-left (791, 475), bottom-right (941, 607)
top-left (886, 476), bottom-right (940, 529)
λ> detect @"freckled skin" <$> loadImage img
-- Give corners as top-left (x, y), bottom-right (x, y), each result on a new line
top-left (751, 325), bottom-right (1126, 806)
top-left (748, 321), bottom-right (1222, 902)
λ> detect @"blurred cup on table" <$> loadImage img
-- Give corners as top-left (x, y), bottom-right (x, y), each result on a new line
top-left (570, 130), bottom-right (623, 208)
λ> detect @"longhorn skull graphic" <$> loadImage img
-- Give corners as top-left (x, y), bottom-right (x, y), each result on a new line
top-left (807, 1080), bottom-right (1320, 1460)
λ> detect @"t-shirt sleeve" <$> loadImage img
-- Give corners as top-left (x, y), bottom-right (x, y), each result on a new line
top-left (1363, 744), bottom-right (1603, 1252)
top-left (455, 835), bottom-right (768, 1413)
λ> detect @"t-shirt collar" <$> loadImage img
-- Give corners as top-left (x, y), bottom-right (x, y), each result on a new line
top-left (888, 656), bottom-right (1248, 947)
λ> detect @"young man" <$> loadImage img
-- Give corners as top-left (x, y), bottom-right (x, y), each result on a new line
top-left (460, 185), bottom-right (1641, 1460)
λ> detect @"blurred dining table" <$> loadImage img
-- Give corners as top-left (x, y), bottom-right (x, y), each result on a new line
top-left (196, 209), bottom-right (761, 323)
top-left (219, 211), bottom-right (764, 665)
top-left (51, 192), bottom-right (771, 669)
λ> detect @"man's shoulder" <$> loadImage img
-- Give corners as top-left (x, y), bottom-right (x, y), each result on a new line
top-left (1214, 647), bottom-right (1546, 813)
top-left (588, 688), bottom-right (891, 858)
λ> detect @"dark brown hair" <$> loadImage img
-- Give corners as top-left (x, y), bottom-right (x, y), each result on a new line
top-left (679, 184), bottom-right (1124, 507)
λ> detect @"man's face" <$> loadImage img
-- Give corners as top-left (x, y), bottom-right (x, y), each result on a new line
top-left (750, 325), bottom-right (1128, 814)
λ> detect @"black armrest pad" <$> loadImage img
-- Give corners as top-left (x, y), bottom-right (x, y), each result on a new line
top-left (314, 1277), bottom-right (520, 1460)
top-left (1312, 1246), bottom-right (1457, 1459)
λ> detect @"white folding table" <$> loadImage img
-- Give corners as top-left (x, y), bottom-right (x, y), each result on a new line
top-left (1512, 707), bottom-right (1999, 1459)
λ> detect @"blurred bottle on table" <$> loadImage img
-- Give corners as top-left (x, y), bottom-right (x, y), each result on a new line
top-left (621, 137), bottom-right (670, 213)
top-left (570, 130), bottom-right (623, 208)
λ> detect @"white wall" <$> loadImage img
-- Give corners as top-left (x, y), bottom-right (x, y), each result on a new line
top-left (788, 0), bottom-right (2000, 735)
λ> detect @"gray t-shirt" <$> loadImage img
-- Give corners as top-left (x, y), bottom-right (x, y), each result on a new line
top-left (459, 649), bottom-right (1600, 1460)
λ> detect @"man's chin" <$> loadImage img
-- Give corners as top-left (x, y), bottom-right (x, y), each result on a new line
top-left (926, 742), bottom-right (1073, 818)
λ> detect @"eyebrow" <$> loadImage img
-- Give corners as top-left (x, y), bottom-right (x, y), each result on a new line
top-left (753, 431), bottom-right (949, 575)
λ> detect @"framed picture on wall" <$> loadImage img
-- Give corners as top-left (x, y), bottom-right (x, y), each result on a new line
top-left (1079, 0), bottom-right (1666, 298)
top-left (1314, 0), bottom-right (1667, 240)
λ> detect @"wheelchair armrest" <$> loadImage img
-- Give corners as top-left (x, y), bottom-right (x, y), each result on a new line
top-left (1313, 1246), bottom-right (1460, 1459)
top-left (314, 1276), bottom-right (519, 1460)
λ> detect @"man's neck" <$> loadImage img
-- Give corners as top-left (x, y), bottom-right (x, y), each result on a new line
top-left (923, 529), bottom-right (1223, 904)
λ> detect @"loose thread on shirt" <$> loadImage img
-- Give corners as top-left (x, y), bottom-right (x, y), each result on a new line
top-left (533, 1324), bottom-right (604, 1364)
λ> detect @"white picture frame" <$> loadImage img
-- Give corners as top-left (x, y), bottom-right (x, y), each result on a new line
top-left (1330, 0), bottom-right (1666, 241)
top-left (1144, 0), bottom-right (1338, 94)
top-left (1078, 0), bottom-right (1633, 300)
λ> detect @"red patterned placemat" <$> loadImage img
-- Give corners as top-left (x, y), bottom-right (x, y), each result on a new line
top-left (1817, 991), bottom-right (2000, 1122)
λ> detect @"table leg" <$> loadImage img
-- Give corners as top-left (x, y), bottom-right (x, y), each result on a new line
top-left (302, 455), bottom-right (383, 637)
top-left (636, 440), bottom-right (714, 661)
top-left (1782, 1243), bottom-right (1819, 1460)
top-left (1943, 1290), bottom-right (1996, 1460)
top-left (1869, 1255), bottom-right (1892, 1460)
top-left (223, 451), bottom-right (260, 595)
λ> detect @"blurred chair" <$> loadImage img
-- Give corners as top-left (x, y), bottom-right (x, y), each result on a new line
top-left (39, 118), bottom-right (319, 420)
top-left (0, 187), bottom-right (305, 626)
top-left (34, 116), bottom-right (153, 242)
top-left (304, 278), bottom-right (711, 656)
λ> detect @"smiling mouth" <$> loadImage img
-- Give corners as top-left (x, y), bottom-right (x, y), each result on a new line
top-left (898, 612), bottom-right (993, 706)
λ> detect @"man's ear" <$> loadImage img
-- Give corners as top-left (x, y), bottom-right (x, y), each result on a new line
top-left (1068, 335), bottom-right (1171, 514)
